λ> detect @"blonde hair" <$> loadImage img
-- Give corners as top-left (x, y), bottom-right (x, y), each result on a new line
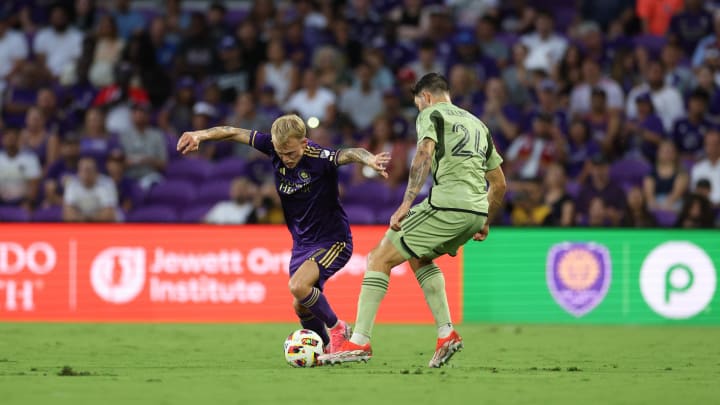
top-left (271, 114), bottom-right (306, 144)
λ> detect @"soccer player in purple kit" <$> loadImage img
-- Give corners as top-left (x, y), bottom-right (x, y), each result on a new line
top-left (176, 114), bottom-right (391, 353)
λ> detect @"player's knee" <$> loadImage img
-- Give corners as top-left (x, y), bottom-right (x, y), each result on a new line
top-left (288, 279), bottom-right (310, 299)
top-left (366, 249), bottom-right (393, 274)
top-left (409, 257), bottom-right (433, 271)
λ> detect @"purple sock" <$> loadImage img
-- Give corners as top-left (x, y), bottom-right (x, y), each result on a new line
top-left (300, 287), bottom-right (338, 328)
top-left (296, 312), bottom-right (330, 346)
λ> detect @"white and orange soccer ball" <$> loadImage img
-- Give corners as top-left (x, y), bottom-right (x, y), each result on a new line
top-left (283, 329), bottom-right (324, 367)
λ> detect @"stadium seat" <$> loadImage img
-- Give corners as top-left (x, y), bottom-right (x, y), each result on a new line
top-left (342, 181), bottom-right (392, 206)
top-left (195, 180), bottom-right (233, 205)
top-left (0, 206), bottom-right (31, 222)
top-left (609, 159), bottom-right (651, 187)
top-left (126, 205), bottom-right (178, 223)
top-left (376, 206), bottom-right (397, 225)
top-left (144, 180), bottom-right (196, 207)
top-left (344, 204), bottom-right (377, 224)
top-left (653, 209), bottom-right (678, 227)
top-left (179, 204), bottom-right (214, 223)
top-left (32, 206), bottom-right (63, 222)
top-left (211, 158), bottom-right (249, 179)
top-left (166, 158), bottom-right (213, 184)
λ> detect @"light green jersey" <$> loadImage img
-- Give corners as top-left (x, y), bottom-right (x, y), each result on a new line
top-left (415, 102), bottom-right (503, 214)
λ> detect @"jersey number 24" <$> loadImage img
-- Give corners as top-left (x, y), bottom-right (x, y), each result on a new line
top-left (451, 123), bottom-right (486, 158)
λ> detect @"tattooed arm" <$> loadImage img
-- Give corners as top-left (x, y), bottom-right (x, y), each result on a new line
top-left (390, 138), bottom-right (435, 231)
top-left (337, 148), bottom-right (390, 178)
top-left (177, 126), bottom-right (252, 154)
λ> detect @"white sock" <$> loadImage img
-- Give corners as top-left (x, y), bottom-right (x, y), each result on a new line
top-left (349, 332), bottom-right (370, 345)
top-left (438, 323), bottom-right (454, 339)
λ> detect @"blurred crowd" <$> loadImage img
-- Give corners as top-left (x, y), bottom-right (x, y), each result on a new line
top-left (0, 0), bottom-right (719, 228)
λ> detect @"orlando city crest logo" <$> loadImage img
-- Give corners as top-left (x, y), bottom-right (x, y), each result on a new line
top-left (546, 242), bottom-right (611, 317)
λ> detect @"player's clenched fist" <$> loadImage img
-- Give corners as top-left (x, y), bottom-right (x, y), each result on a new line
top-left (177, 131), bottom-right (202, 154)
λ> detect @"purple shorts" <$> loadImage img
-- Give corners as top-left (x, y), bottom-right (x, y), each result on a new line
top-left (289, 240), bottom-right (353, 290)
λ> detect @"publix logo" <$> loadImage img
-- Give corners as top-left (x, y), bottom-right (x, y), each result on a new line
top-left (639, 241), bottom-right (716, 319)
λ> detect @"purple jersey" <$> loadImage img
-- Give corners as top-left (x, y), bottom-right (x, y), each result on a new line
top-left (250, 131), bottom-right (351, 246)
top-left (672, 118), bottom-right (713, 156)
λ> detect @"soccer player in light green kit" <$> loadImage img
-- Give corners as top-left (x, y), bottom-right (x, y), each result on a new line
top-left (319, 73), bottom-right (507, 368)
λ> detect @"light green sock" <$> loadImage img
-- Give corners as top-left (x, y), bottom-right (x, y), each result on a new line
top-left (415, 264), bottom-right (452, 333)
top-left (350, 271), bottom-right (389, 345)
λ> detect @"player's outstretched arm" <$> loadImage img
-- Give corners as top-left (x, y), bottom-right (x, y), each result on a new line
top-left (474, 166), bottom-right (507, 241)
top-left (390, 138), bottom-right (435, 231)
top-left (176, 126), bottom-right (253, 154)
top-left (336, 148), bottom-right (390, 178)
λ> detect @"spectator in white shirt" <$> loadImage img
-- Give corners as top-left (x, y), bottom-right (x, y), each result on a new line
top-left (520, 10), bottom-right (568, 73)
top-left (339, 62), bottom-right (383, 130)
top-left (118, 101), bottom-right (168, 190)
top-left (284, 69), bottom-right (336, 122)
top-left (0, 127), bottom-right (41, 209)
top-left (626, 59), bottom-right (685, 133)
top-left (0, 13), bottom-right (29, 94)
top-left (205, 178), bottom-right (258, 224)
top-left (569, 58), bottom-right (624, 117)
top-left (63, 156), bottom-right (119, 222)
top-left (691, 130), bottom-right (720, 205)
top-left (33, 5), bottom-right (83, 78)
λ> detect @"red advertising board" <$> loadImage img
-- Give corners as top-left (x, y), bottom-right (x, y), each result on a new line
top-left (0, 225), bottom-right (462, 323)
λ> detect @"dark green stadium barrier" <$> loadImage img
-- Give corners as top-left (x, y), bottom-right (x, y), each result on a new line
top-left (463, 229), bottom-right (719, 324)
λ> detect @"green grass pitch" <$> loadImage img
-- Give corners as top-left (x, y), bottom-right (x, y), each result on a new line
top-left (1, 323), bottom-right (718, 405)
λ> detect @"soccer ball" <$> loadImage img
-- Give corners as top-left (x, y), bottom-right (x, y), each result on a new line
top-left (284, 329), bottom-right (324, 368)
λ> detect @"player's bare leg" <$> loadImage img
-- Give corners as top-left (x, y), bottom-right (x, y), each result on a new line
top-left (289, 260), bottom-right (350, 353)
top-left (409, 257), bottom-right (463, 368)
top-left (319, 236), bottom-right (405, 365)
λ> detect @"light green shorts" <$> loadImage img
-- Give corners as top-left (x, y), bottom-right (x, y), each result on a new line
top-left (386, 199), bottom-right (487, 260)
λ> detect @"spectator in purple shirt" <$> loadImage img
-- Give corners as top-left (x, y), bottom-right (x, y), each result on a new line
top-left (20, 106), bottom-right (59, 170)
top-left (257, 85), bottom-right (284, 122)
top-left (78, 107), bottom-right (121, 167)
top-left (669, 0), bottom-right (714, 52)
top-left (36, 87), bottom-right (69, 138)
top-left (344, 0), bottom-right (382, 44)
top-left (577, 154), bottom-right (626, 226)
top-left (43, 134), bottom-right (81, 208)
top-left (583, 87), bottom-right (621, 155)
top-left (2, 61), bottom-right (50, 128)
top-left (566, 119), bottom-right (601, 182)
top-left (673, 89), bottom-right (713, 162)
top-left (372, 20), bottom-right (415, 70)
top-left (446, 30), bottom-right (499, 88)
top-left (620, 92), bottom-right (666, 163)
